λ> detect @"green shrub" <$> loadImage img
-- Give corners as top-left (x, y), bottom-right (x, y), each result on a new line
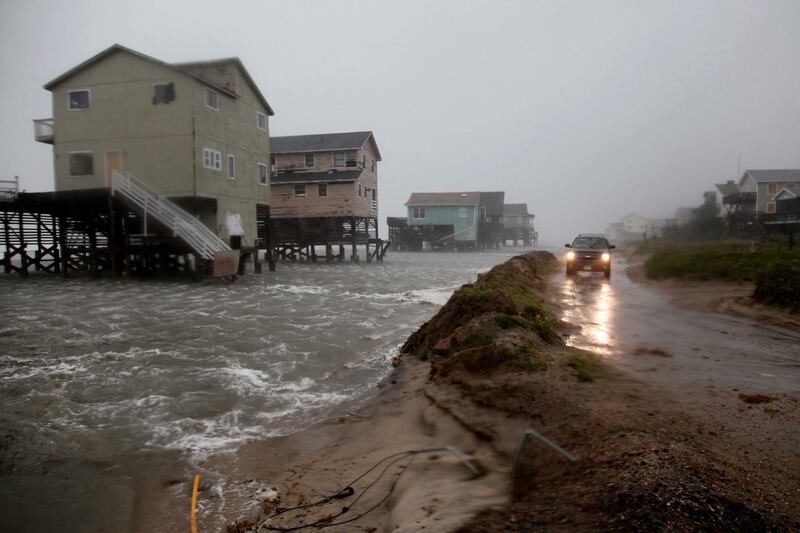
top-left (753, 260), bottom-right (800, 312)
top-left (565, 354), bottom-right (605, 382)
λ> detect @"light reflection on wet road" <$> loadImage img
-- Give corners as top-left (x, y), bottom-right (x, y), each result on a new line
top-left (552, 255), bottom-right (800, 394)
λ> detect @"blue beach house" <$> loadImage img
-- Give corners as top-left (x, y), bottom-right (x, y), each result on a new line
top-left (405, 192), bottom-right (482, 249)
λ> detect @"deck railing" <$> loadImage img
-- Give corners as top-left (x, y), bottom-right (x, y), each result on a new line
top-left (110, 170), bottom-right (231, 260)
top-left (33, 118), bottom-right (54, 143)
top-left (0, 176), bottom-right (19, 202)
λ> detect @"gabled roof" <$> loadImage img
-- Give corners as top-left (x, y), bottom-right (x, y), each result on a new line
top-left (503, 203), bottom-right (529, 217)
top-left (406, 192), bottom-right (481, 207)
top-left (270, 131), bottom-right (381, 160)
top-left (741, 169), bottom-right (800, 184)
top-left (271, 170), bottom-right (362, 185)
top-left (43, 44), bottom-right (274, 115)
top-left (715, 181), bottom-right (739, 196)
top-left (479, 191), bottom-right (505, 217)
top-left (773, 187), bottom-right (798, 201)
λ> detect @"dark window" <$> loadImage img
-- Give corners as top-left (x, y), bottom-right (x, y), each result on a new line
top-left (334, 152), bottom-right (345, 167)
top-left (358, 183), bottom-right (362, 196)
top-left (371, 160), bottom-right (376, 172)
top-left (270, 156), bottom-right (276, 175)
top-left (69, 153), bottom-right (93, 176)
top-left (372, 189), bottom-right (376, 201)
top-left (205, 88), bottom-right (218, 110)
top-left (412, 207), bottom-right (426, 219)
top-left (228, 155), bottom-right (235, 178)
top-left (294, 184), bottom-right (306, 197)
top-left (305, 153), bottom-right (314, 167)
top-left (68, 90), bottom-right (90, 110)
top-left (153, 83), bottom-right (175, 104)
top-left (257, 163), bottom-right (268, 185)
top-left (318, 183), bottom-right (327, 197)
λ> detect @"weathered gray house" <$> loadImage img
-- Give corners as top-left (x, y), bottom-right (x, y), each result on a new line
top-left (34, 44), bottom-right (274, 246)
top-left (737, 169), bottom-right (800, 214)
top-left (501, 203), bottom-right (537, 246)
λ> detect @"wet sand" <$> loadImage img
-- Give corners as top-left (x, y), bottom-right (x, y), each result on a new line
top-left (152, 251), bottom-right (799, 531)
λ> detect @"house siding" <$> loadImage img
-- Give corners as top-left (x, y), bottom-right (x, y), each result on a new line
top-left (48, 49), bottom-right (271, 245)
top-left (407, 205), bottom-right (477, 241)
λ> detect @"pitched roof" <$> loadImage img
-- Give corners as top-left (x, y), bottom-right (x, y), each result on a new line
top-left (271, 170), bottom-right (362, 185)
top-left (715, 181), bottom-right (739, 195)
top-left (406, 192), bottom-right (481, 206)
top-left (270, 132), bottom-right (381, 160)
top-left (742, 169), bottom-right (800, 183)
top-left (503, 203), bottom-right (529, 216)
top-left (43, 44), bottom-right (274, 115)
top-left (479, 191), bottom-right (505, 217)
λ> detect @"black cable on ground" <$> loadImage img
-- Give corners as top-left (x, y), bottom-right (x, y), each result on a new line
top-left (256, 452), bottom-right (415, 532)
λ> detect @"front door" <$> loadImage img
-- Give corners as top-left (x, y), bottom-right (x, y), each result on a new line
top-left (104, 151), bottom-right (124, 186)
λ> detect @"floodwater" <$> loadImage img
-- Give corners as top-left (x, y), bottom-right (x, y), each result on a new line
top-left (555, 255), bottom-right (800, 394)
top-left (0, 250), bottom-right (528, 532)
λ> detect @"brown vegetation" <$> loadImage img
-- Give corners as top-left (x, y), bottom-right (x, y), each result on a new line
top-left (402, 251), bottom-right (798, 531)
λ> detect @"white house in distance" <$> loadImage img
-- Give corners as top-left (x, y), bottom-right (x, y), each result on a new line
top-left (606, 213), bottom-right (666, 242)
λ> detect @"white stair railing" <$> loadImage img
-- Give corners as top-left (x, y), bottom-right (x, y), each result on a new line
top-left (111, 171), bottom-right (231, 260)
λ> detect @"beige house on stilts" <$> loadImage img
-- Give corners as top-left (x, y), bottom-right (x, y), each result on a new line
top-left (34, 43), bottom-right (274, 246)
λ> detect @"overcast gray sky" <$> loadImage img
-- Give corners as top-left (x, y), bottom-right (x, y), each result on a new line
top-left (1, 0), bottom-right (799, 244)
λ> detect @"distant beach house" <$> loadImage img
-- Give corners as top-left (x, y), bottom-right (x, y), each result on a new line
top-left (405, 192), bottom-right (482, 249)
top-left (736, 169), bottom-right (800, 214)
top-left (269, 131), bottom-right (381, 218)
top-left (34, 43), bottom-right (274, 245)
top-left (501, 203), bottom-right (537, 246)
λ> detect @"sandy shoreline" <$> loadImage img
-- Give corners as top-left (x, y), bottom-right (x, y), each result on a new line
top-left (168, 251), bottom-right (798, 532)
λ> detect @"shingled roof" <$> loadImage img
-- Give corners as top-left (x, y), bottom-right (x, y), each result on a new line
top-left (742, 169), bottom-right (800, 183)
top-left (406, 192), bottom-right (481, 206)
top-left (503, 203), bottom-right (529, 217)
top-left (271, 170), bottom-right (362, 185)
top-left (271, 132), bottom-right (381, 160)
top-left (715, 181), bottom-right (739, 196)
top-left (43, 44), bottom-right (274, 115)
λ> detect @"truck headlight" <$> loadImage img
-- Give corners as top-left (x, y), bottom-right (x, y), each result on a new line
top-left (602, 253), bottom-right (610, 262)
top-left (566, 251), bottom-right (575, 261)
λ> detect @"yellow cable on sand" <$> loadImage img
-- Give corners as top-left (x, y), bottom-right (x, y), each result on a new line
top-left (190, 473), bottom-right (200, 533)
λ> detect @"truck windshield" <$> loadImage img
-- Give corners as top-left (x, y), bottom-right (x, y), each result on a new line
top-left (572, 237), bottom-right (608, 249)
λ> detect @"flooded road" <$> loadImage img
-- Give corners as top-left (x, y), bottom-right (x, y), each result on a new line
top-left (555, 255), bottom-right (800, 394)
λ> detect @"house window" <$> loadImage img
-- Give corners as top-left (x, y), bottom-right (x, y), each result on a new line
top-left (768, 183), bottom-right (778, 194)
top-left (459, 207), bottom-right (468, 218)
top-left (371, 160), bottom-right (376, 172)
top-left (270, 156), bottom-right (276, 175)
top-left (205, 88), bottom-right (218, 110)
top-left (358, 183), bottom-right (362, 196)
top-left (767, 201), bottom-right (776, 213)
top-left (294, 184), bottom-right (306, 198)
top-left (364, 186), bottom-right (369, 198)
top-left (362, 155), bottom-right (366, 167)
top-left (257, 163), bottom-right (268, 185)
top-left (318, 183), bottom-right (327, 197)
top-left (153, 83), bottom-right (175, 104)
top-left (228, 154), bottom-right (236, 179)
top-left (68, 90), bottom-right (90, 110)
top-left (305, 153), bottom-right (314, 167)
top-left (256, 112), bottom-right (267, 131)
top-left (334, 152), bottom-right (345, 167)
top-left (203, 148), bottom-right (222, 171)
top-left (412, 207), bottom-right (426, 219)
top-left (372, 189), bottom-right (376, 201)
top-left (69, 152), bottom-right (93, 176)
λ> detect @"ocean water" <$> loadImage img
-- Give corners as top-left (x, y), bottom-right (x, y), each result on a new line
top-left (0, 249), bottom-right (531, 531)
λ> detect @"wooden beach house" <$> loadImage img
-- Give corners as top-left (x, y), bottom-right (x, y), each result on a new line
top-left (268, 131), bottom-right (388, 262)
top-left (4, 44), bottom-right (275, 278)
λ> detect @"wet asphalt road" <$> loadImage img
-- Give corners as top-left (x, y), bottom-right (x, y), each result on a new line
top-left (552, 255), bottom-right (800, 395)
